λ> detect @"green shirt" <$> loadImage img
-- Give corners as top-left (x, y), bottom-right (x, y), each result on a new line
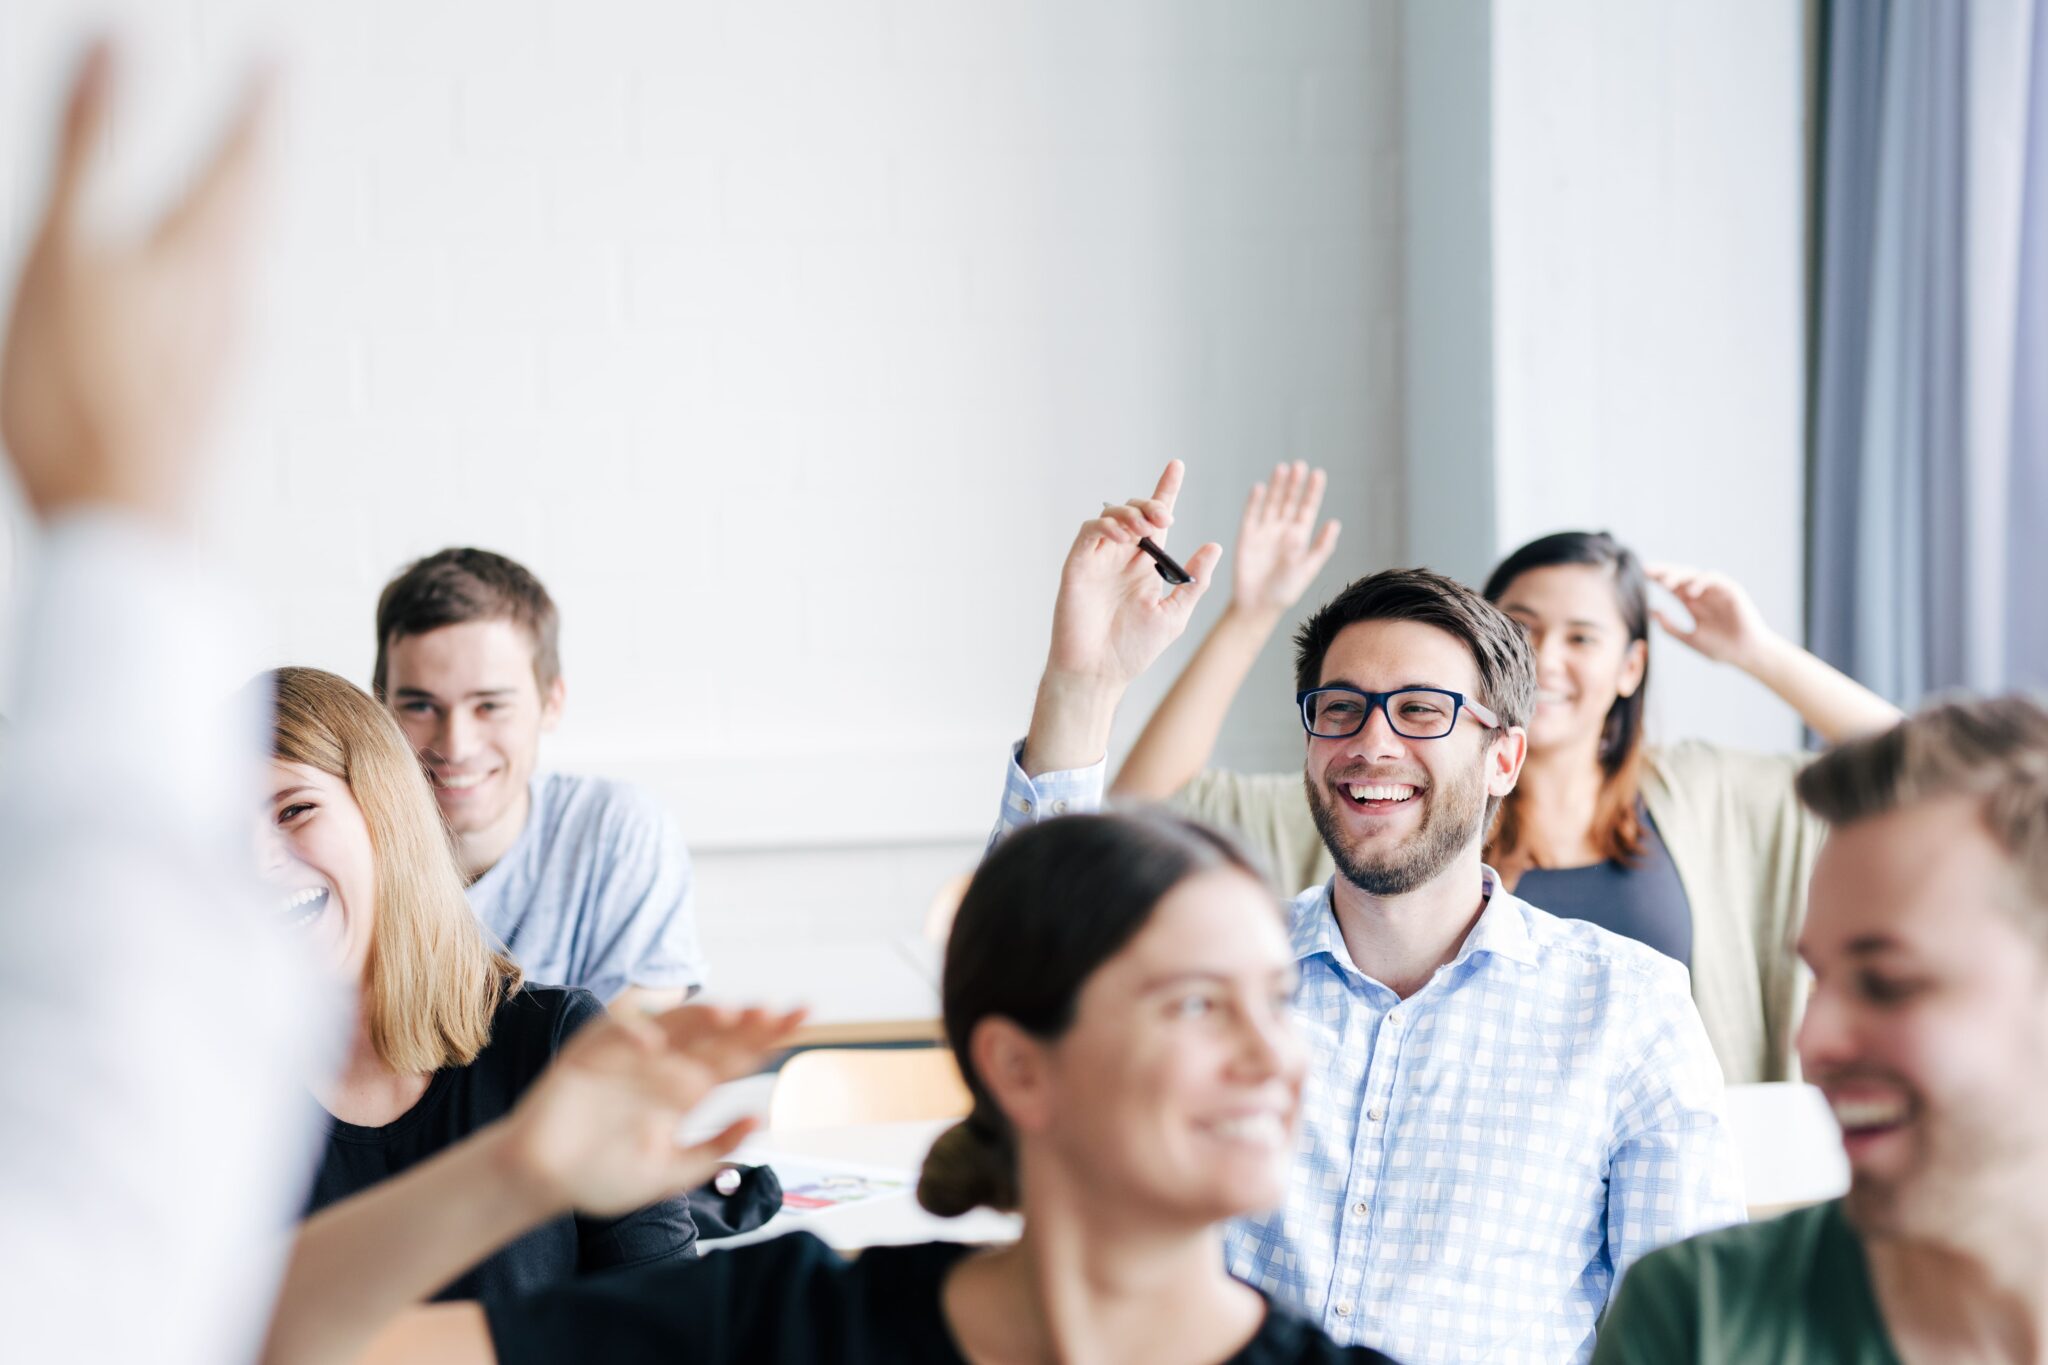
top-left (1592, 1200), bottom-right (1899, 1364)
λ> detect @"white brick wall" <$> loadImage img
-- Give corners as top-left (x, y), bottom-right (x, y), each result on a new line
top-left (1491, 0), bottom-right (1807, 753)
top-left (0, 1), bottom-right (1404, 937)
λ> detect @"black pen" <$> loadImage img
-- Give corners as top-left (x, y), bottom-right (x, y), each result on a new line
top-left (1102, 502), bottom-right (1192, 584)
top-left (1137, 536), bottom-right (1191, 586)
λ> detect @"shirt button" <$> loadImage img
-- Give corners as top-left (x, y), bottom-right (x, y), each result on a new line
top-left (1386, 1011), bottom-right (1402, 1027)
top-left (1353, 1200), bottom-right (1369, 1215)
top-left (1051, 799), bottom-right (1069, 814)
top-left (1335, 1302), bottom-right (1354, 1318)
top-left (1367, 1106), bottom-right (1384, 1122)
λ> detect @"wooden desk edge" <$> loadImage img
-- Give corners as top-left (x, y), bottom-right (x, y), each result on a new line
top-left (787, 1017), bottom-right (945, 1048)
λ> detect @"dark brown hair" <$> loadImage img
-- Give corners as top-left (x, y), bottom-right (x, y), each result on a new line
top-left (1797, 694), bottom-right (2048, 927)
top-left (1292, 567), bottom-right (1536, 829)
top-left (1483, 531), bottom-right (1652, 868)
top-left (917, 811), bottom-right (1267, 1217)
top-left (372, 548), bottom-right (561, 698)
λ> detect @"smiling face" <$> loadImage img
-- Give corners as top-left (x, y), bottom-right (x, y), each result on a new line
top-left (1493, 564), bottom-right (1645, 758)
top-left (1798, 794), bottom-right (2048, 1239)
top-left (382, 619), bottom-right (563, 839)
top-left (1011, 867), bottom-right (1304, 1226)
top-left (261, 759), bottom-right (378, 985)
top-left (1302, 618), bottom-right (1521, 896)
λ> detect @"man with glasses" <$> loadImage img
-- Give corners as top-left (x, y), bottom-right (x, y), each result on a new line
top-left (993, 463), bottom-right (1743, 1365)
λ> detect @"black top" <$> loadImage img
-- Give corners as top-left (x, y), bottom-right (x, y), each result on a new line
top-left (1515, 805), bottom-right (1694, 968)
top-left (305, 985), bottom-right (697, 1304)
top-left (487, 1231), bottom-right (1401, 1364)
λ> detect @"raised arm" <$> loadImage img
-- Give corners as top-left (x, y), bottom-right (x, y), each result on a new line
top-left (1020, 460), bottom-right (1222, 777)
top-left (1112, 462), bottom-right (1340, 798)
top-left (1648, 564), bottom-right (1903, 745)
top-left (0, 42), bottom-right (331, 1365)
top-left (262, 1005), bottom-right (803, 1365)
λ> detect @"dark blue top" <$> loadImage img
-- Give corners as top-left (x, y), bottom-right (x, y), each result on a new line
top-left (1515, 806), bottom-right (1693, 969)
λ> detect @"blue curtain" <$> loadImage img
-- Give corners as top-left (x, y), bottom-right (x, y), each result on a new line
top-left (1810, 0), bottom-right (2047, 699)
top-left (2010, 0), bottom-right (2048, 687)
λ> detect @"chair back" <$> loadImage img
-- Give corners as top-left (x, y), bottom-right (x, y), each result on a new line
top-left (1723, 1081), bottom-right (1850, 1215)
top-left (769, 1046), bottom-right (973, 1131)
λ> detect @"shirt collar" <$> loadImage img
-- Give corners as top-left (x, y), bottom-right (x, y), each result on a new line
top-left (1453, 865), bottom-right (1540, 969)
top-left (1288, 863), bottom-right (1540, 975)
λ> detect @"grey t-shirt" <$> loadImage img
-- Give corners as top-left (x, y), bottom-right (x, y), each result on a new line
top-left (467, 773), bottom-right (705, 1001)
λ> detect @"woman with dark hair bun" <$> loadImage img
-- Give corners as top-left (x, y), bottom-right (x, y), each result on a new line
top-left (1114, 465), bottom-right (1901, 1084)
top-left (274, 811), bottom-right (1403, 1365)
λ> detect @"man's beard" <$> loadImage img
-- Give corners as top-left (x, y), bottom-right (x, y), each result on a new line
top-left (1304, 760), bottom-right (1485, 897)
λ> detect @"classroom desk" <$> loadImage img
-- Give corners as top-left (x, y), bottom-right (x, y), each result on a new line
top-left (714, 1119), bottom-right (1021, 1254)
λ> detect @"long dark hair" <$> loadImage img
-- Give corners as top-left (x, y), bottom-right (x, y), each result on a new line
top-left (916, 811), bottom-right (1265, 1216)
top-left (1481, 531), bottom-right (1651, 867)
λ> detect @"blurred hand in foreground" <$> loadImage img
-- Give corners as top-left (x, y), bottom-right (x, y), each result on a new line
top-left (498, 1004), bottom-right (806, 1217)
top-left (0, 41), bottom-right (272, 526)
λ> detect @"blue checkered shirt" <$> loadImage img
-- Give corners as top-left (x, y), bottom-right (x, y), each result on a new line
top-left (998, 747), bottom-right (1745, 1364)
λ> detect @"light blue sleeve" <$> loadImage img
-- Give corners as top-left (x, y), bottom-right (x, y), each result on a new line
top-left (576, 789), bottom-right (705, 1001)
top-left (1604, 962), bottom-right (1748, 1292)
top-left (990, 740), bottom-right (1108, 849)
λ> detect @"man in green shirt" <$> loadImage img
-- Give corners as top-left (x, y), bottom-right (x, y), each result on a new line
top-left (1596, 694), bottom-right (2048, 1365)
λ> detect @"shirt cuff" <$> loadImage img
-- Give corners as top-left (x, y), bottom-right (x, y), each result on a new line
top-left (994, 740), bottom-right (1107, 842)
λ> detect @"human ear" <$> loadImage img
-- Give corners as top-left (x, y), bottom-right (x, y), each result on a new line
top-left (540, 675), bottom-right (567, 732)
top-left (1617, 638), bottom-right (1648, 699)
top-left (970, 1016), bottom-right (1053, 1136)
top-left (1487, 726), bottom-right (1528, 798)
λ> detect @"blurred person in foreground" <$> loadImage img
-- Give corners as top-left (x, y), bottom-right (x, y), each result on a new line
top-left (0, 40), bottom-right (329, 1363)
top-left (1594, 695), bottom-right (2048, 1364)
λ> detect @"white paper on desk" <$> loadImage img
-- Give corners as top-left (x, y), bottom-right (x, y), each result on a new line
top-left (753, 1154), bottom-right (915, 1214)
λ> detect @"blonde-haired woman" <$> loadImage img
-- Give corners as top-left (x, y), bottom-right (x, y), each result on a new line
top-left (262, 667), bottom-right (695, 1303)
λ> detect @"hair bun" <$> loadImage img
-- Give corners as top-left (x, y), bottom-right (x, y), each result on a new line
top-left (916, 1114), bottom-right (1018, 1217)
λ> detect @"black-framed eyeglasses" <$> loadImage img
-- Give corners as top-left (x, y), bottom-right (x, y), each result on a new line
top-left (1294, 686), bottom-right (1502, 740)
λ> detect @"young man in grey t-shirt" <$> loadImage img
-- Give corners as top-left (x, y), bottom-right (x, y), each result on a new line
top-left (373, 548), bottom-right (703, 1012)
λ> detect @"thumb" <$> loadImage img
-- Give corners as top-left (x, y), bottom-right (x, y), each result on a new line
top-left (1652, 607), bottom-right (1696, 644)
top-left (46, 40), bottom-right (114, 236)
top-left (1166, 542), bottom-right (1224, 615)
top-left (669, 1117), bottom-right (758, 1190)
top-left (154, 62), bottom-right (275, 255)
top-left (1307, 519), bottom-right (1342, 567)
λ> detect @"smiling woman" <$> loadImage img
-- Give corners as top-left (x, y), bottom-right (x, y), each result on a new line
top-left (260, 667), bottom-right (699, 1304)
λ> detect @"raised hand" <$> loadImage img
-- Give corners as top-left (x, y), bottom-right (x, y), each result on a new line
top-left (1647, 564), bottom-right (1778, 671)
top-left (0, 42), bottom-right (271, 525)
top-left (1043, 459), bottom-right (1224, 690)
top-left (499, 1004), bottom-right (805, 1218)
top-left (1231, 461), bottom-right (1341, 618)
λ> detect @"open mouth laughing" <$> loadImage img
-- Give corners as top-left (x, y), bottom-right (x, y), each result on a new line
top-left (1337, 780), bottom-right (1423, 815)
top-left (280, 886), bottom-right (329, 929)
top-left (1195, 1110), bottom-right (1290, 1152)
top-left (1827, 1090), bottom-right (1914, 1158)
